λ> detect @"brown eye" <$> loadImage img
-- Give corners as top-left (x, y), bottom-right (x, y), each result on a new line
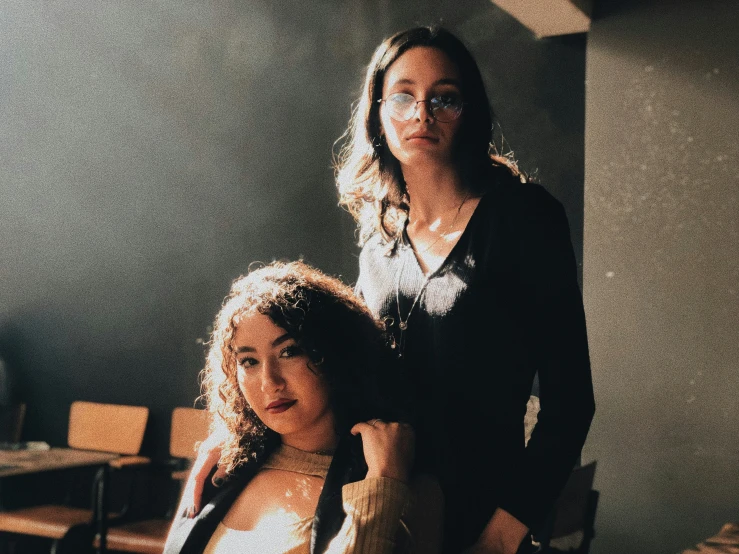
top-left (237, 356), bottom-right (258, 369)
top-left (430, 94), bottom-right (464, 121)
top-left (279, 345), bottom-right (303, 358)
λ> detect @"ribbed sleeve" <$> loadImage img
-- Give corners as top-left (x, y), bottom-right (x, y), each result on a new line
top-left (325, 477), bottom-right (413, 554)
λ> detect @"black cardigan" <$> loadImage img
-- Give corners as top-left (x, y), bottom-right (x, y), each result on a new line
top-left (356, 181), bottom-right (595, 548)
top-left (163, 436), bottom-right (367, 554)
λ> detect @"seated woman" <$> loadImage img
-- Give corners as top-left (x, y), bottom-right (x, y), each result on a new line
top-left (164, 261), bottom-right (442, 554)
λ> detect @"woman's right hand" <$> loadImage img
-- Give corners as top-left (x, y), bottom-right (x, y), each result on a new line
top-left (182, 434), bottom-right (226, 517)
top-left (350, 419), bottom-right (415, 483)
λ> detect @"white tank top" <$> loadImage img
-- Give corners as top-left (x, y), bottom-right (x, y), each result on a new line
top-left (203, 517), bottom-right (313, 554)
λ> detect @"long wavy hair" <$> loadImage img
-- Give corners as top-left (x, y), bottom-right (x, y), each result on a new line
top-left (200, 261), bottom-right (401, 476)
top-left (335, 26), bottom-right (525, 244)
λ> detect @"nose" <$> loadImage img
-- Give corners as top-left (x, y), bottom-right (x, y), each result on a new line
top-left (260, 357), bottom-right (285, 392)
top-left (414, 100), bottom-right (435, 123)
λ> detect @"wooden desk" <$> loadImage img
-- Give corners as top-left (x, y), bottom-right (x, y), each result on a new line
top-left (0, 448), bottom-right (120, 553)
top-left (0, 448), bottom-right (119, 478)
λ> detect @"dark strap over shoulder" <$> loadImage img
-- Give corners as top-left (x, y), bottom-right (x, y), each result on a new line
top-left (311, 435), bottom-right (367, 554)
top-left (164, 463), bottom-right (259, 554)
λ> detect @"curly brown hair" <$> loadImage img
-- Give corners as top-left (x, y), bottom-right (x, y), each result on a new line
top-left (334, 26), bottom-right (525, 245)
top-left (200, 261), bottom-right (401, 476)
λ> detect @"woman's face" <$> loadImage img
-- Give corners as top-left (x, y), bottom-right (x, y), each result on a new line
top-left (233, 312), bottom-right (336, 452)
top-left (379, 46), bottom-right (463, 167)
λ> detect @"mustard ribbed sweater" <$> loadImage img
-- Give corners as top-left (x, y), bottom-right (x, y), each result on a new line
top-left (203, 444), bottom-right (413, 554)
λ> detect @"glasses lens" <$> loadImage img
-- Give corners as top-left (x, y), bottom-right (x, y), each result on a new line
top-left (430, 95), bottom-right (463, 122)
top-left (385, 93), bottom-right (416, 121)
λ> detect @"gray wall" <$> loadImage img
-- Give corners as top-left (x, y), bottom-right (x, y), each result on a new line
top-left (0, 0), bottom-right (585, 463)
top-left (584, 1), bottom-right (739, 552)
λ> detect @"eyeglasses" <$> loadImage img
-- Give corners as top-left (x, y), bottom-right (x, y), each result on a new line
top-left (378, 92), bottom-right (464, 123)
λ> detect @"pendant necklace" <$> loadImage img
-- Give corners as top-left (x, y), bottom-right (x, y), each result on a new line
top-left (394, 191), bottom-right (469, 357)
top-left (394, 255), bottom-right (431, 357)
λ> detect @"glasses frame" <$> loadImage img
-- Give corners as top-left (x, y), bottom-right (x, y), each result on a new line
top-left (377, 93), bottom-right (464, 123)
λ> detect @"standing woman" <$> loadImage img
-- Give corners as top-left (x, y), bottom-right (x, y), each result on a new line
top-left (335, 27), bottom-right (594, 554)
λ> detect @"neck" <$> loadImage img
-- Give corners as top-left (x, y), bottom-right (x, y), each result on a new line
top-left (280, 430), bottom-right (338, 454)
top-left (401, 162), bottom-right (467, 223)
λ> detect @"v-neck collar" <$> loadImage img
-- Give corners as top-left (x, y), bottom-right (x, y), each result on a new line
top-left (400, 192), bottom-right (489, 279)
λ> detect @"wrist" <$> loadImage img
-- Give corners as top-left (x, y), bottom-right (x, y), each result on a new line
top-left (365, 466), bottom-right (409, 483)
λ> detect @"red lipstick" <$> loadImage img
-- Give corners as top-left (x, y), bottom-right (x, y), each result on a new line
top-left (266, 399), bottom-right (297, 414)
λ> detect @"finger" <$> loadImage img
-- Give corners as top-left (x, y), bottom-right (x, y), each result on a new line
top-left (190, 448), bottom-right (221, 515)
top-left (190, 477), bottom-right (203, 516)
top-left (178, 476), bottom-right (198, 519)
top-left (212, 464), bottom-right (228, 486)
top-left (351, 422), bottom-right (374, 435)
top-left (191, 447), bottom-right (218, 481)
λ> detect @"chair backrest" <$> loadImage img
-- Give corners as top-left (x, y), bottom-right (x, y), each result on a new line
top-left (550, 460), bottom-right (598, 539)
top-left (0, 402), bottom-right (26, 443)
top-left (68, 401), bottom-right (149, 455)
top-left (169, 407), bottom-right (210, 460)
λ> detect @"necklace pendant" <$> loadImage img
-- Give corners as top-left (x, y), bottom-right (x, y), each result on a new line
top-left (398, 321), bottom-right (408, 331)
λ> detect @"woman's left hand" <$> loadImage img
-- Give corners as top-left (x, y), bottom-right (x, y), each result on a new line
top-left (462, 508), bottom-right (531, 554)
top-left (351, 419), bottom-right (415, 483)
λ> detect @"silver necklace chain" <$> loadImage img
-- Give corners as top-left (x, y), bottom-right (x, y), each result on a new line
top-left (395, 191), bottom-right (470, 339)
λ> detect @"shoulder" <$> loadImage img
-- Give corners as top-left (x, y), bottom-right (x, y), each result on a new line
top-left (496, 180), bottom-right (566, 222)
top-left (481, 181), bottom-right (570, 249)
top-left (358, 233), bottom-right (398, 275)
top-left (360, 232), bottom-right (396, 258)
top-left (359, 232), bottom-right (385, 256)
top-left (467, 180), bottom-right (567, 249)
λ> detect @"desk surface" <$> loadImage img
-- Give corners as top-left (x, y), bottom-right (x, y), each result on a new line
top-left (0, 448), bottom-right (119, 477)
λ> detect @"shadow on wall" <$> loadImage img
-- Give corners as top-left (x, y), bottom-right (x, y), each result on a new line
top-left (0, 322), bottom-right (28, 408)
top-left (0, 307), bottom-right (203, 455)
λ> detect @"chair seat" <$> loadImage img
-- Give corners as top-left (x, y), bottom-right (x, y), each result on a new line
top-left (101, 519), bottom-right (171, 554)
top-left (0, 505), bottom-right (92, 539)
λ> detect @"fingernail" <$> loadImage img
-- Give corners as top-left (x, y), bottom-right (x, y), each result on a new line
top-left (213, 477), bottom-right (224, 487)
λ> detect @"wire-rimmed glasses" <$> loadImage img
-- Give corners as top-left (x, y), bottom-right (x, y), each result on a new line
top-left (378, 92), bottom-right (464, 123)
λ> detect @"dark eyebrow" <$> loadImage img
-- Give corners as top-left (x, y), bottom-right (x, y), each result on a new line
top-left (272, 333), bottom-right (292, 347)
top-left (390, 77), bottom-right (461, 87)
top-left (234, 333), bottom-right (292, 354)
top-left (434, 78), bottom-right (462, 87)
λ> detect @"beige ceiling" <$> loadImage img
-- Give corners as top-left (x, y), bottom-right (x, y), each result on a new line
top-left (490, 0), bottom-right (592, 38)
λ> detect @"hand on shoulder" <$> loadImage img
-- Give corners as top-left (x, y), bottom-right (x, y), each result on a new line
top-left (351, 419), bottom-right (415, 483)
top-left (183, 432), bottom-right (227, 517)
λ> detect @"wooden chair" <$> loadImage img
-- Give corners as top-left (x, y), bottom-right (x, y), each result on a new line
top-left (682, 522), bottom-right (739, 553)
top-left (542, 461), bottom-right (598, 554)
top-left (0, 403), bottom-right (26, 443)
top-left (99, 407), bottom-right (210, 554)
top-left (0, 401), bottom-right (149, 553)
